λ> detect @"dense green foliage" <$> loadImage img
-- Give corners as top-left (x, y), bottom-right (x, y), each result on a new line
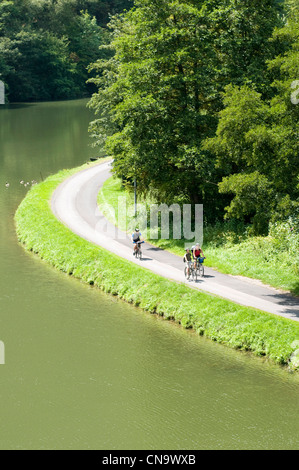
top-left (0, 0), bottom-right (132, 101)
top-left (2, 0), bottom-right (297, 236)
top-left (206, 1), bottom-right (299, 233)
top-left (15, 163), bottom-right (299, 370)
top-left (89, 0), bottom-right (298, 233)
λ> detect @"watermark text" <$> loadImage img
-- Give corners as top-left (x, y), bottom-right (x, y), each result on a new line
top-left (96, 197), bottom-right (204, 248)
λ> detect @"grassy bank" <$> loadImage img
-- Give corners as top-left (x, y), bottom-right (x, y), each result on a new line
top-left (98, 177), bottom-right (299, 296)
top-left (15, 163), bottom-right (299, 370)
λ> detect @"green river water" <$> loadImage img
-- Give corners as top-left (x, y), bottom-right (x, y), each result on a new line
top-left (0, 100), bottom-right (298, 450)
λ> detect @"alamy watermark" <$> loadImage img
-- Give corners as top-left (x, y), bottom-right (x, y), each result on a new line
top-left (291, 80), bottom-right (299, 105)
top-left (97, 197), bottom-right (204, 248)
top-left (0, 81), bottom-right (5, 105)
top-left (0, 341), bottom-right (5, 365)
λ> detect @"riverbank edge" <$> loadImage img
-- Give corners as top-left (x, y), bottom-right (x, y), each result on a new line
top-left (14, 162), bottom-right (299, 371)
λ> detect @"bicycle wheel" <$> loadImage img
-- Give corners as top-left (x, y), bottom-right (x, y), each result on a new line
top-left (192, 269), bottom-right (197, 282)
top-left (198, 264), bottom-right (204, 277)
top-left (184, 267), bottom-right (189, 280)
top-left (138, 250), bottom-right (142, 260)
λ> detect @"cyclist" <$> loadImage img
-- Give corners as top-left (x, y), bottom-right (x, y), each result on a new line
top-left (183, 248), bottom-right (193, 279)
top-left (192, 243), bottom-right (205, 270)
top-left (132, 228), bottom-right (143, 256)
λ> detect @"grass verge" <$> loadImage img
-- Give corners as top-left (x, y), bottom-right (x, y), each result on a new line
top-left (98, 177), bottom-right (299, 296)
top-left (15, 163), bottom-right (299, 371)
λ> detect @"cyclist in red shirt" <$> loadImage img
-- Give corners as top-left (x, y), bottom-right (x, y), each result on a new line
top-left (192, 243), bottom-right (205, 270)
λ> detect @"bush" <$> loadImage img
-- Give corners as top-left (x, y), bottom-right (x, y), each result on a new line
top-left (269, 220), bottom-right (299, 273)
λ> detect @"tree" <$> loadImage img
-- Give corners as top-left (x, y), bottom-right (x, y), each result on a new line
top-left (1, 28), bottom-right (79, 101)
top-left (204, 1), bottom-right (299, 233)
top-left (89, 0), bottom-right (283, 223)
top-left (0, 0), bottom-right (132, 101)
top-left (57, 10), bottom-right (110, 95)
top-left (219, 172), bottom-right (274, 234)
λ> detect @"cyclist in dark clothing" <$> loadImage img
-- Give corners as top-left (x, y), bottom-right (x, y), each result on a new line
top-left (132, 228), bottom-right (142, 256)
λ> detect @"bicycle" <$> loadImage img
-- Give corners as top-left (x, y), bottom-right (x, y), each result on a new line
top-left (195, 257), bottom-right (205, 278)
top-left (184, 262), bottom-right (197, 282)
top-left (134, 241), bottom-right (143, 260)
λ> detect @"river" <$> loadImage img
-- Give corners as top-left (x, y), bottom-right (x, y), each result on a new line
top-left (0, 100), bottom-right (298, 450)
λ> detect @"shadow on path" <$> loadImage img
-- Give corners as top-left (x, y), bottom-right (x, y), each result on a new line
top-left (147, 247), bottom-right (166, 252)
top-left (265, 293), bottom-right (299, 319)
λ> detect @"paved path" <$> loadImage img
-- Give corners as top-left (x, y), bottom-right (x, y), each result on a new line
top-left (51, 161), bottom-right (299, 322)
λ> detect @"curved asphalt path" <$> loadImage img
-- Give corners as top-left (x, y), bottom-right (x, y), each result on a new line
top-left (51, 161), bottom-right (299, 322)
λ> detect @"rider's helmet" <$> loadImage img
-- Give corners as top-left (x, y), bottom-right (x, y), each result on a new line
top-left (185, 248), bottom-right (190, 251)
top-left (135, 228), bottom-right (140, 232)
